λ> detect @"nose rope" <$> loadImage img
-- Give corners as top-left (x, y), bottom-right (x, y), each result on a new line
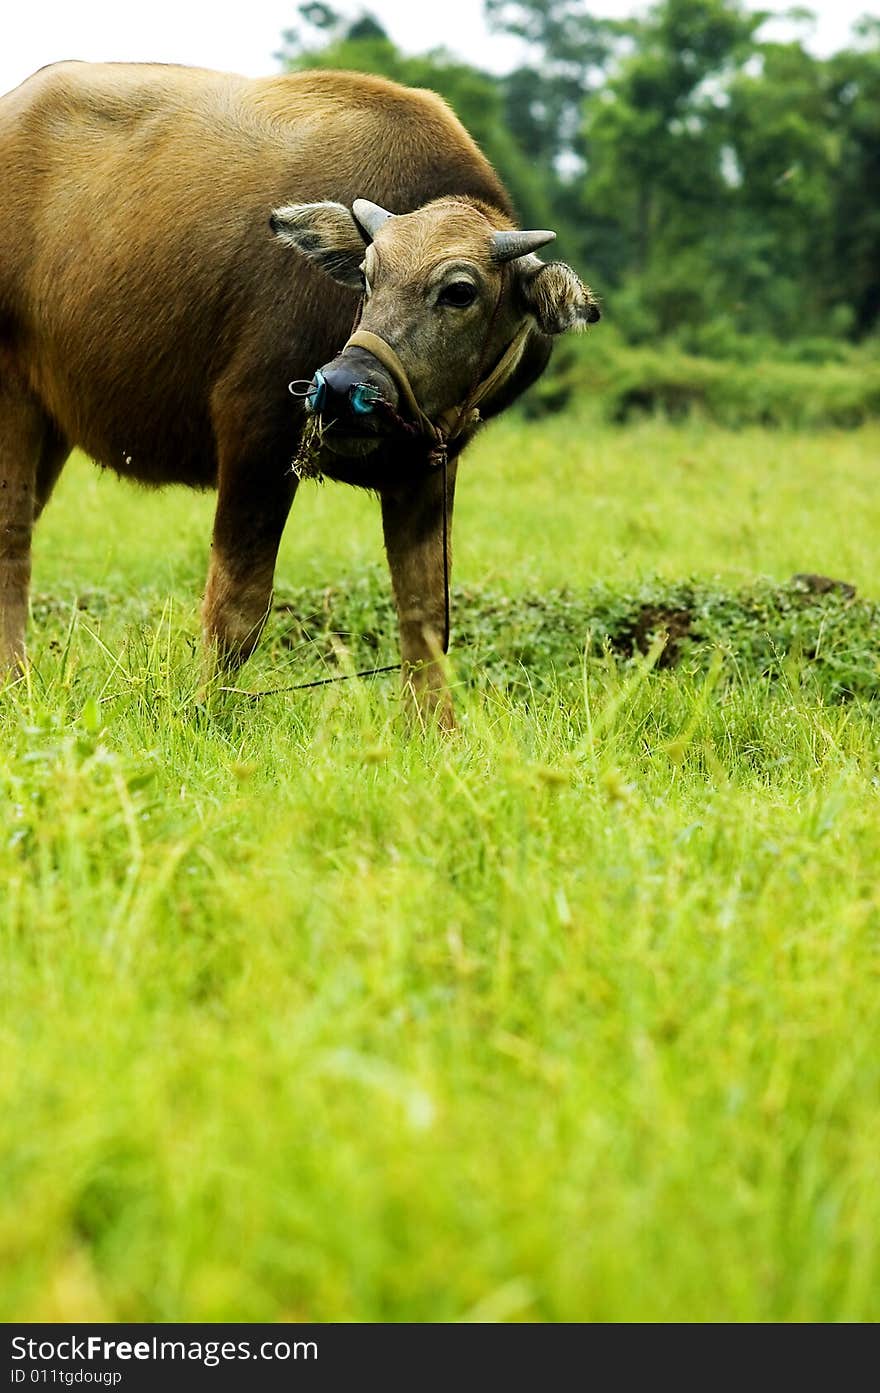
top-left (219, 452), bottom-right (452, 700)
top-left (336, 267), bottom-right (519, 654)
top-left (339, 268), bottom-right (530, 469)
top-left (229, 270), bottom-right (528, 699)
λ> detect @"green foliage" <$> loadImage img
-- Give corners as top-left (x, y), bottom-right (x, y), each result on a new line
top-left (526, 332), bottom-right (880, 427)
top-left (583, 0), bottom-right (759, 263)
top-left (826, 19), bottom-right (880, 336)
top-left (551, 0), bottom-right (878, 343)
top-left (485, 0), bottom-right (625, 167)
top-left (269, 569), bottom-right (880, 704)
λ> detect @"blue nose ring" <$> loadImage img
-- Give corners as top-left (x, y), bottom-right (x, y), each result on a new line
top-left (349, 383), bottom-right (382, 416)
top-left (304, 371), bottom-right (382, 417)
top-left (305, 369), bottom-right (327, 415)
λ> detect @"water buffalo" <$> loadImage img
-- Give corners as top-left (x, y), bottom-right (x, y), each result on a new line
top-left (0, 62), bottom-right (599, 724)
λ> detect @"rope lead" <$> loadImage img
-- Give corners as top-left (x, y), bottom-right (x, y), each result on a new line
top-left (236, 268), bottom-right (521, 698)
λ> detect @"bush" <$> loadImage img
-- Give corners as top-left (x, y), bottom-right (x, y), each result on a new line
top-left (524, 332), bottom-right (880, 428)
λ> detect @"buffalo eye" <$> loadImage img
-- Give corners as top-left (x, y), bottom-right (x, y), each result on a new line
top-left (438, 281), bottom-right (477, 308)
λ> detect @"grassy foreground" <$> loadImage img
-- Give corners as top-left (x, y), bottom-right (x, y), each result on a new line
top-left (2, 412), bottom-right (880, 1322)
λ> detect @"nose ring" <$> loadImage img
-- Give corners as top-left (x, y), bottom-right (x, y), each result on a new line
top-left (305, 369), bottom-right (327, 414)
top-left (349, 383), bottom-right (383, 416)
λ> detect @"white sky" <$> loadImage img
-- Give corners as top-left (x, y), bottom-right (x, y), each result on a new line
top-left (1, 0), bottom-right (874, 99)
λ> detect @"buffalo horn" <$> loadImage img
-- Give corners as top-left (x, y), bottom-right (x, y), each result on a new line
top-left (352, 199), bottom-right (394, 239)
top-left (492, 229), bottom-right (557, 262)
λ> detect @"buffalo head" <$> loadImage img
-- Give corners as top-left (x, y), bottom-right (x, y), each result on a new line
top-left (270, 195), bottom-right (600, 458)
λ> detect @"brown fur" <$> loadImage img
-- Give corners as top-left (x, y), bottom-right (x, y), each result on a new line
top-left (0, 62), bottom-right (597, 720)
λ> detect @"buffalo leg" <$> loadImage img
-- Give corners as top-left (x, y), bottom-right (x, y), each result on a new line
top-left (381, 461), bottom-right (457, 729)
top-left (202, 460), bottom-right (298, 669)
top-left (34, 421), bottom-right (70, 521)
top-left (0, 380), bottom-right (46, 677)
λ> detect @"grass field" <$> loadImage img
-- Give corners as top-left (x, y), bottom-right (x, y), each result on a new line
top-left (2, 407), bottom-right (880, 1321)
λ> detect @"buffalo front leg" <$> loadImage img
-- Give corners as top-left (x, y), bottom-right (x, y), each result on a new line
top-left (202, 464), bottom-right (298, 672)
top-left (381, 462), bottom-right (457, 729)
top-left (0, 382), bottom-right (46, 678)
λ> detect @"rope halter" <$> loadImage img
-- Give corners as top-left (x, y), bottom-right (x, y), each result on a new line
top-left (300, 263), bottom-right (531, 469)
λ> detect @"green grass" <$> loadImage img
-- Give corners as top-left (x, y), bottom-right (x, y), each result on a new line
top-left (3, 410), bottom-right (880, 1322)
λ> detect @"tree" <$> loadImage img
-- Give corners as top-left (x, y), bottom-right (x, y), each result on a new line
top-left (581, 0), bottom-right (763, 327)
top-left (826, 18), bottom-right (880, 336)
top-left (486, 0), bottom-right (627, 170)
top-left (724, 38), bottom-right (836, 336)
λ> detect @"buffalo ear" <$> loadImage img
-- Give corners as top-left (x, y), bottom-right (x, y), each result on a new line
top-left (269, 201), bottom-right (365, 287)
top-left (518, 258), bottom-right (601, 334)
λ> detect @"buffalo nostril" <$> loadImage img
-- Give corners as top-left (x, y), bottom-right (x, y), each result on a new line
top-left (305, 369), bottom-right (327, 414)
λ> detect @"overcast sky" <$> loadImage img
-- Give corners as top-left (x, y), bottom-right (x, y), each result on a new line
top-left (1, 0), bottom-right (874, 98)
